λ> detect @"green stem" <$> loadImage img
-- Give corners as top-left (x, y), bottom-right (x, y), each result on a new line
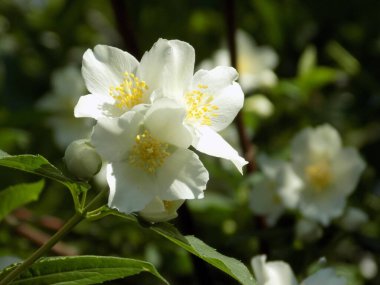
top-left (0, 190), bottom-right (106, 285)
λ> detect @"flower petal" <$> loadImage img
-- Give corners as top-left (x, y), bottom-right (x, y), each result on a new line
top-left (74, 94), bottom-right (123, 119)
top-left (251, 255), bottom-right (298, 285)
top-left (292, 124), bottom-right (342, 166)
top-left (82, 45), bottom-right (139, 95)
top-left (301, 268), bottom-right (346, 285)
top-left (91, 111), bottom-right (142, 161)
top-left (139, 197), bottom-right (185, 222)
top-left (161, 40), bottom-right (195, 100)
top-left (331, 148), bottom-right (366, 195)
top-left (137, 38), bottom-right (171, 95)
top-left (193, 126), bottom-right (248, 174)
top-left (191, 67), bottom-right (244, 131)
top-left (299, 189), bottom-right (346, 225)
top-left (249, 175), bottom-right (284, 226)
top-left (107, 163), bottom-right (155, 213)
top-left (144, 98), bottom-right (192, 148)
top-left (156, 149), bottom-right (208, 200)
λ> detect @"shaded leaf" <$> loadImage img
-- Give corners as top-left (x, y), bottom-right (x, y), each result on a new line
top-left (0, 180), bottom-right (45, 221)
top-left (0, 150), bottom-right (89, 208)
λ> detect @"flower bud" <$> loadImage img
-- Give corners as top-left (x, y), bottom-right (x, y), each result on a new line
top-left (64, 139), bottom-right (102, 180)
top-left (139, 197), bottom-right (185, 222)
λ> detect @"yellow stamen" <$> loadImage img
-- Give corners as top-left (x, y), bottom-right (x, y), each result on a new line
top-left (185, 85), bottom-right (219, 126)
top-left (305, 161), bottom-right (332, 190)
top-left (128, 130), bottom-right (170, 174)
top-left (109, 72), bottom-right (148, 109)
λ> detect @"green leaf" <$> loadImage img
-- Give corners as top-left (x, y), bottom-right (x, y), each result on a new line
top-left (0, 150), bottom-right (90, 209)
top-left (0, 180), bottom-right (45, 221)
top-left (298, 45), bottom-right (317, 76)
top-left (152, 223), bottom-right (256, 285)
top-left (0, 256), bottom-right (168, 285)
top-left (326, 41), bottom-right (360, 75)
top-left (104, 209), bottom-right (256, 284)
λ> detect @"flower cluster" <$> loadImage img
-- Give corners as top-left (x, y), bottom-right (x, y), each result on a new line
top-left (249, 124), bottom-right (366, 226)
top-left (74, 39), bottom-right (247, 220)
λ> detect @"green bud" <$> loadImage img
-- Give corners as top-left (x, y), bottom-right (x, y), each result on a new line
top-left (64, 139), bottom-right (102, 180)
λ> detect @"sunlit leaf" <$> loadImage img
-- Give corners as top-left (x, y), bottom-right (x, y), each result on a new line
top-left (151, 223), bottom-right (256, 285)
top-left (0, 256), bottom-right (168, 285)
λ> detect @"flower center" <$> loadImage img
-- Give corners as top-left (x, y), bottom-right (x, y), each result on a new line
top-left (109, 72), bottom-right (148, 109)
top-left (128, 130), bottom-right (170, 174)
top-left (185, 84), bottom-right (219, 126)
top-left (305, 161), bottom-right (332, 190)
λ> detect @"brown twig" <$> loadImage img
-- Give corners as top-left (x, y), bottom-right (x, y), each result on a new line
top-left (5, 214), bottom-right (78, 256)
top-left (224, 0), bottom-right (256, 173)
top-left (110, 0), bottom-right (140, 58)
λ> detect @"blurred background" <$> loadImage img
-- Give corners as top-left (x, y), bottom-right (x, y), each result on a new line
top-left (1, 0), bottom-right (380, 284)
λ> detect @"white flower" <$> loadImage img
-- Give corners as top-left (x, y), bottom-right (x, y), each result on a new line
top-left (199, 30), bottom-right (278, 91)
top-left (152, 40), bottom-right (247, 173)
top-left (244, 94), bottom-right (274, 118)
top-left (338, 206), bottom-right (368, 231)
top-left (37, 66), bottom-right (94, 149)
top-left (249, 155), bottom-right (302, 226)
top-left (251, 255), bottom-right (346, 285)
top-left (139, 197), bottom-right (185, 222)
top-left (288, 124), bottom-right (366, 225)
top-left (74, 39), bottom-right (196, 120)
top-left (91, 99), bottom-right (209, 213)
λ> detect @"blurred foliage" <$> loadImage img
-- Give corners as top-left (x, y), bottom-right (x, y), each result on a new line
top-left (0, 0), bottom-right (380, 284)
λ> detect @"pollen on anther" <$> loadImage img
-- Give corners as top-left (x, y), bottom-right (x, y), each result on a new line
top-left (109, 72), bottom-right (148, 110)
top-left (128, 130), bottom-right (170, 174)
top-left (185, 85), bottom-right (219, 126)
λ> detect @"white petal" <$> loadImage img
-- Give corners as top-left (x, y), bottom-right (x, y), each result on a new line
top-left (302, 268), bottom-right (346, 285)
top-left (249, 175), bottom-right (284, 226)
top-left (299, 189), bottom-right (346, 225)
top-left (191, 67), bottom-right (244, 131)
top-left (291, 124), bottom-right (342, 172)
top-left (277, 164), bottom-right (303, 209)
top-left (82, 45), bottom-right (139, 95)
top-left (137, 39), bottom-right (171, 94)
top-left (139, 197), bottom-right (185, 222)
top-left (251, 255), bottom-right (298, 285)
top-left (107, 163), bottom-right (155, 213)
top-left (91, 111), bottom-right (142, 161)
top-left (161, 40), bottom-right (195, 100)
top-left (74, 94), bottom-right (123, 119)
top-left (144, 98), bottom-right (192, 148)
top-left (49, 117), bottom-right (93, 150)
top-left (192, 126), bottom-right (248, 174)
top-left (156, 149), bottom-right (208, 200)
top-left (331, 148), bottom-right (366, 195)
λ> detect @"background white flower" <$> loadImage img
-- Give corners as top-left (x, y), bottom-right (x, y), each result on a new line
top-left (198, 29), bottom-right (278, 92)
top-left (91, 99), bottom-right (209, 213)
top-left (249, 155), bottom-right (302, 226)
top-left (288, 124), bottom-right (366, 225)
top-left (252, 255), bottom-right (347, 285)
top-left (36, 66), bottom-right (94, 149)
